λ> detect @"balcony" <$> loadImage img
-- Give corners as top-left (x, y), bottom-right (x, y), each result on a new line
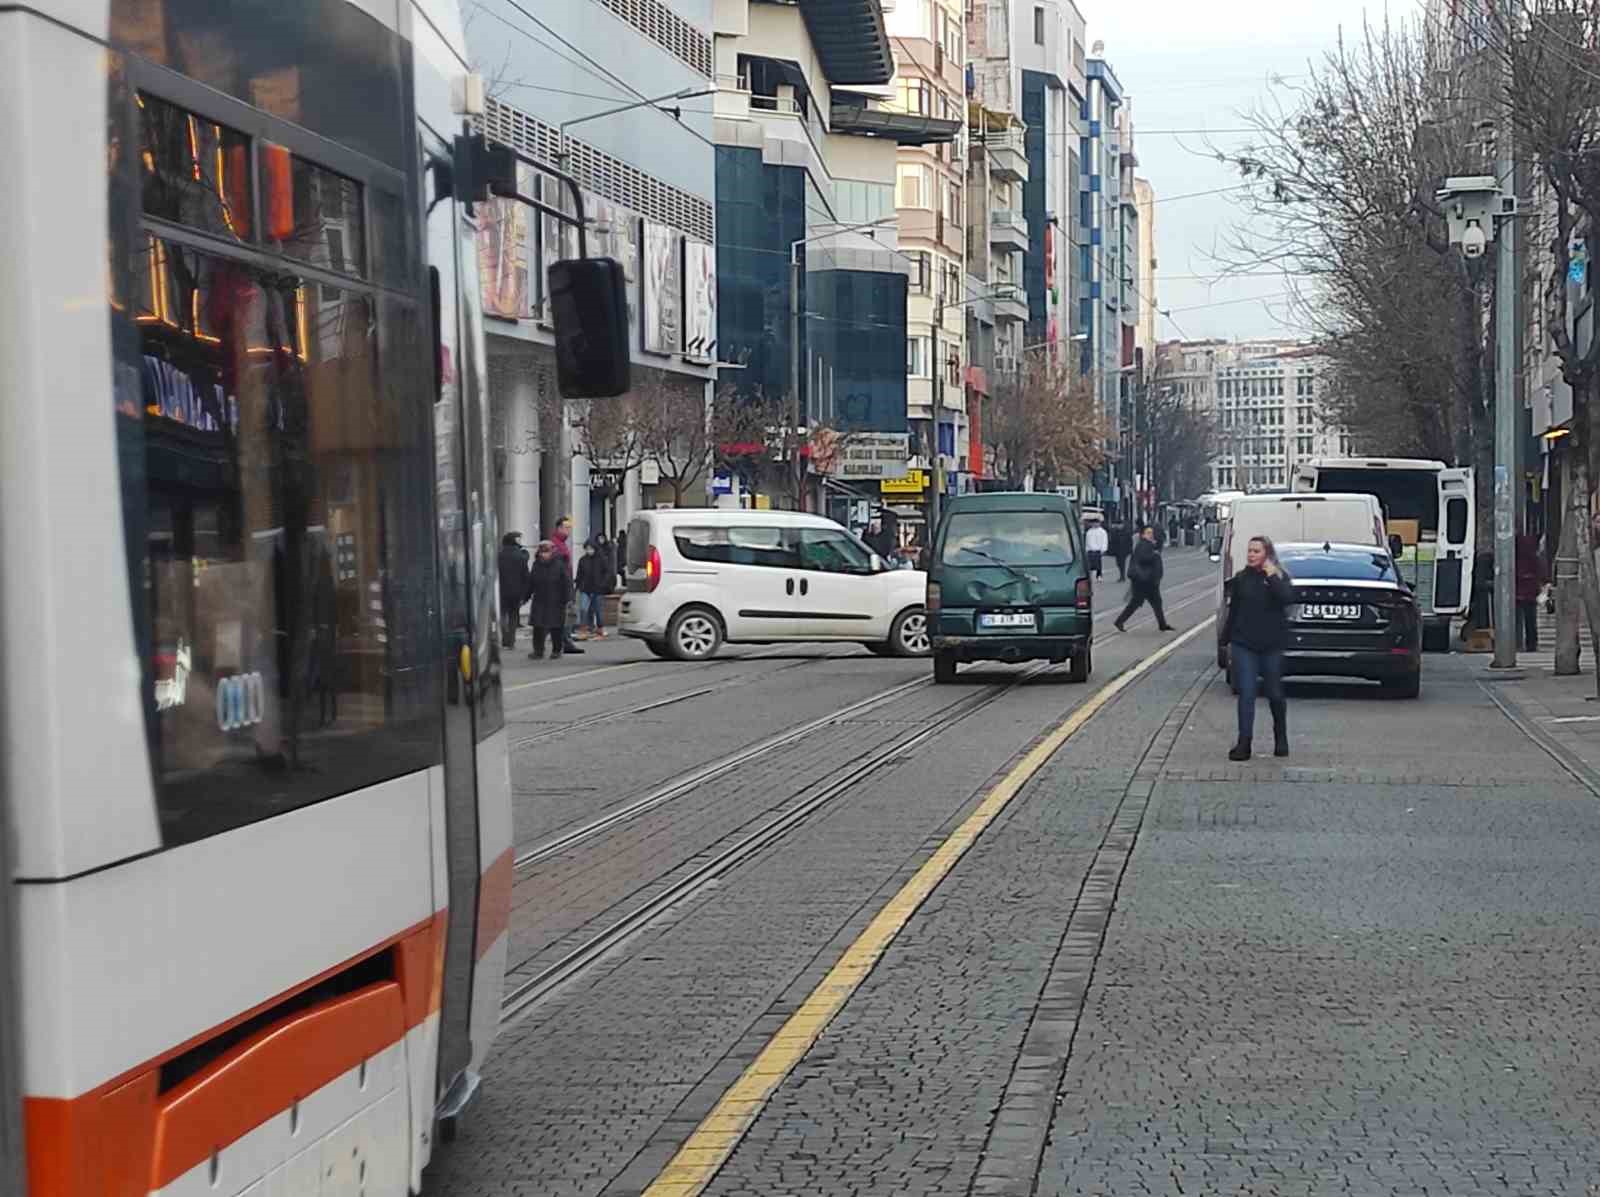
top-left (986, 130), bottom-right (1029, 182)
top-left (993, 289), bottom-right (1028, 325)
top-left (990, 209), bottom-right (1029, 255)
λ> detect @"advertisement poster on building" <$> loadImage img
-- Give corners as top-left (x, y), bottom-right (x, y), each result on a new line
top-left (478, 162), bottom-right (532, 320)
top-left (539, 175), bottom-right (573, 323)
top-left (683, 239), bottom-right (716, 362)
top-left (642, 219), bottom-right (683, 355)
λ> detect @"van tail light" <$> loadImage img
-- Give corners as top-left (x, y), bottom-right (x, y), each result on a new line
top-left (1075, 577), bottom-right (1092, 611)
top-left (926, 580), bottom-right (941, 614)
top-left (645, 545), bottom-right (662, 593)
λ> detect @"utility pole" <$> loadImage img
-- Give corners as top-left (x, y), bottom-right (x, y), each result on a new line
top-left (1491, 0), bottom-right (1519, 670)
top-left (930, 297), bottom-right (945, 531)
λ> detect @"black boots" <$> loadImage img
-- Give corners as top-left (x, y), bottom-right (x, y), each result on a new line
top-left (1271, 700), bottom-right (1289, 757)
top-left (1229, 739), bottom-right (1251, 762)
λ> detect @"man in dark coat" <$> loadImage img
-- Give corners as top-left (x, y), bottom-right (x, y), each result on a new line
top-left (550, 516), bottom-right (583, 653)
top-left (1114, 525), bottom-right (1175, 633)
top-left (1109, 524), bottom-right (1131, 582)
top-left (496, 532), bottom-right (530, 649)
top-left (1516, 532), bottom-right (1544, 651)
top-left (526, 540), bottom-right (572, 659)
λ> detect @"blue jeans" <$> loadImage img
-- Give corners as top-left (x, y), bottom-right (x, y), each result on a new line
top-left (581, 592), bottom-right (605, 631)
top-left (1231, 642), bottom-right (1285, 742)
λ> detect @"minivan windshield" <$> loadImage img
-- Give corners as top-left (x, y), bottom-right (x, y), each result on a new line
top-left (941, 511), bottom-right (1074, 567)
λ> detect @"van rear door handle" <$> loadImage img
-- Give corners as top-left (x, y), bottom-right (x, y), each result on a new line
top-left (786, 578), bottom-right (795, 595)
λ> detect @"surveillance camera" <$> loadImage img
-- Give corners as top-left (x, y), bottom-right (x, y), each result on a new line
top-left (1461, 223), bottom-right (1488, 259)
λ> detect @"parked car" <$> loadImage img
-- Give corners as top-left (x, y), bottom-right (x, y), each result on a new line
top-left (926, 492), bottom-right (1093, 684)
top-left (1224, 541), bottom-right (1423, 698)
top-left (617, 510), bottom-right (929, 661)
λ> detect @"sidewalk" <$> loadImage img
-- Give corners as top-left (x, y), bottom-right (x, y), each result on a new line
top-left (1474, 606), bottom-right (1600, 792)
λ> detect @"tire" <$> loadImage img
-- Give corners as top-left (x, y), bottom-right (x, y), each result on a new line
top-left (666, 607), bottom-right (722, 661)
top-left (863, 642), bottom-right (893, 656)
top-left (933, 651), bottom-right (958, 684)
top-left (1422, 622), bottom-right (1451, 653)
top-left (888, 607), bottom-right (931, 657)
top-left (644, 640), bottom-right (673, 659)
top-left (1382, 672), bottom-right (1422, 699)
top-left (1066, 641), bottom-right (1091, 683)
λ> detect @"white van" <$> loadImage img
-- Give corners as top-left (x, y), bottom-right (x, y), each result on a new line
top-left (619, 509), bottom-right (931, 661)
top-left (1213, 492), bottom-right (1387, 667)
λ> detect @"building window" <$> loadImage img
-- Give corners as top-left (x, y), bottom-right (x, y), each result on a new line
top-left (908, 336), bottom-right (930, 377)
top-left (895, 77), bottom-right (932, 116)
top-left (908, 250), bottom-right (932, 293)
top-left (945, 182), bottom-right (962, 227)
top-left (1034, 6), bottom-right (1045, 44)
top-left (897, 163), bottom-right (931, 208)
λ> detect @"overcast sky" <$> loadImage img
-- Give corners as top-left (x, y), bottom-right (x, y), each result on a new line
top-left (1085, 0), bottom-right (1398, 344)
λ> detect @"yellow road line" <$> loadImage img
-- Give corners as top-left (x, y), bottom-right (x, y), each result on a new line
top-left (639, 617), bottom-right (1218, 1197)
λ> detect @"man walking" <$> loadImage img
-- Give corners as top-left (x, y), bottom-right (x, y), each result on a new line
top-left (496, 532), bottom-right (530, 649)
top-left (1084, 521), bottom-right (1109, 580)
top-left (1114, 525), bottom-right (1175, 632)
top-left (549, 515), bottom-right (584, 654)
top-left (1516, 532), bottom-right (1544, 652)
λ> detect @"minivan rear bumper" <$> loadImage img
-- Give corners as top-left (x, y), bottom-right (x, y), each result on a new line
top-left (931, 632), bottom-right (1089, 664)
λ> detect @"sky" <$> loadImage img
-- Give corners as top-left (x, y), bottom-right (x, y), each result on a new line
top-left (1083, 0), bottom-right (1400, 344)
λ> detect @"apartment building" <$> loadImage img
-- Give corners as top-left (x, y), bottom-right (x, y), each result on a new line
top-left (1211, 344), bottom-right (1346, 491)
top-left (713, 0), bottom-right (953, 519)
top-left (467, 0), bottom-right (718, 546)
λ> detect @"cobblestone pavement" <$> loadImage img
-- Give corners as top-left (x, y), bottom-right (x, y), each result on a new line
top-left (424, 550), bottom-right (1600, 1197)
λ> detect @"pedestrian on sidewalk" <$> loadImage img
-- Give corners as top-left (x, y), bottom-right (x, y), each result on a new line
top-left (1110, 524), bottom-right (1131, 582)
top-left (549, 515), bottom-right (584, 654)
top-left (1223, 535), bottom-right (1294, 761)
top-left (595, 531), bottom-right (618, 633)
top-left (576, 540), bottom-right (608, 640)
top-left (1085, 521), bottom-right (1108, 580)
top-left (1516, 532), bottom-right (1544, 652)
top-left (496, 531), bottom-right (530, 649)
top-left (615, 526), bottom-right (629, 589)
top-left (1114, 526), bottom-right (1175, 633)
top-left (525, 540), bottom-right (571, 660)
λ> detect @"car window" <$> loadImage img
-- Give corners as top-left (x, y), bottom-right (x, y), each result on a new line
top-left (798, 528), bottom-right (875, 574)
top-left (1276, 548), bottom-right (1397, 581)
top-left (941, 511), bottom-right (1074, 566)
top-left (674, 525), bottom-right (801, 568)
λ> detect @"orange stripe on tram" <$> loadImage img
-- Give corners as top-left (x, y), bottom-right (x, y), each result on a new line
top-left (476, 846), bottom-right (514, 959)
top-left (24, 912), bottom-right (448, 1197)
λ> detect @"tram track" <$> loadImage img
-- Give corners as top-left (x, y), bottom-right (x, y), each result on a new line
top-left (498, 580), bottom-right (1218, 1023)
top-left (508, 576), bottom-right (1216, 875)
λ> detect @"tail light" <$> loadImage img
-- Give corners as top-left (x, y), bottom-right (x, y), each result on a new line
top-left (926, 580), bottom-right (941, 614)
top-left (644, 545), bottom-right (662, 593)
top-left (1075, 576), bottom-right (1092, 611)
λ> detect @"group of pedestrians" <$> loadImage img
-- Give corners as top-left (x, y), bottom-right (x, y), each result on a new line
top-left (1083, 522), bottom-right (1134, 583)
top-left (496, 516), bottom-right (622, 661)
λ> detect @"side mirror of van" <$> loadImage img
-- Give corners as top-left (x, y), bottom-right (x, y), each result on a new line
top-left (869, 552), bottom-right (885, 573)
top-left (1209, 553), bottom-right (1221, 564)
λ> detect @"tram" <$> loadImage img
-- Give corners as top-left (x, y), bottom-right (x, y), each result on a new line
top-left (0, 2), bottom-right (541, 1192)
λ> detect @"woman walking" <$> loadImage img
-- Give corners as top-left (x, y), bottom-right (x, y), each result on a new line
top-left (1224, 535), bottom-right (1294, 761)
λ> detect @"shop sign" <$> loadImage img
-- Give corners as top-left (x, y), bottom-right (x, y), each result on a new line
top-left (834, 433), bottom-right (912, 480)
top-left (881, 468), bottom-right (928, 496)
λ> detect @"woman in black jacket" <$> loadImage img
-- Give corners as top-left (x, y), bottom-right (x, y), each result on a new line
top-left (1224, 535), bottom-right (1295, 760)
top-left (526, 540), bottom-right (574, 659)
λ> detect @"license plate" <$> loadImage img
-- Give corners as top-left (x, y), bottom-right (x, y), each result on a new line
top-left (1299, 603), bottom-right (1362, 621)
top-left (980, 612), bottom-right (1035, 629)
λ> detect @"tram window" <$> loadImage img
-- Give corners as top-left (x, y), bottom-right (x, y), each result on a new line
top-left (119, 237), bottom-right (440, 847)
top-left (138, 93), bottom-right (252, 240)
top-left (369, 188), bottom-right (413, 291)
top-left (263, 145), bottom-right (367, 281)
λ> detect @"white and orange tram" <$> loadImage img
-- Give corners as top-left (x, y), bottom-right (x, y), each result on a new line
top-left (0, 1), bottom-right (516, 1193)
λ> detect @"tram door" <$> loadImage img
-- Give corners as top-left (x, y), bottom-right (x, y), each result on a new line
top-left (424, 130), bottom-right (483, 1102)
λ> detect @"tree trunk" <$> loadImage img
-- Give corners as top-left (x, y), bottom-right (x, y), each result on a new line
top-left (1556, 449), bottom-right (1581, 675)
top-left (1571, 383), bottom-right (1600, 695)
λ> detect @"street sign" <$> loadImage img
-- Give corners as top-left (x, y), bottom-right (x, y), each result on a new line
top-left (881, 468), bottom-right (929, 496)
top-left (711, 472), bottom-right (734, 496)
top-left (834, 433), bottom-right (912, 480)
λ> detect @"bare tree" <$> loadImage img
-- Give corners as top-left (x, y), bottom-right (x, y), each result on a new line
top-left (643, 378), bottom-right (716, 506)
top-left (1141, 373), bottom-right (1219, 505)
top-left (1217, 15), bottom-right (1497, 528)
top-left (984, 354), bottom-right (1106, 489)
top-left (1496, 0), bottom-right (1600, 683)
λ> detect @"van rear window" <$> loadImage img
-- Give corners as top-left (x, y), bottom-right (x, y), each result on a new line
top-left (626, 517), bottom-right (650, 570)
top-left (941, 512), bottom-right (1074, 567)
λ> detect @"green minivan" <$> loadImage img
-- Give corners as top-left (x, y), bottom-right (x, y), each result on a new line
top-left (926, 492), bottom-right (1094, 684)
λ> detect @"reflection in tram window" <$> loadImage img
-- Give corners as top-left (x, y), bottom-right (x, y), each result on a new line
top-left (137, 93), bottom-right (252, 240)
top-left (118, 237), bottom-right (439, 846)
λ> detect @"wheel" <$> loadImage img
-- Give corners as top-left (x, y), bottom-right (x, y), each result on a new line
top-left (863, 642), bottom-right (893, 656)
top-left (1422, 622), bottom-right (1451, 653)
top-left (1066, 641), bottom-right (1091, 683)
top-left (644, 640), bottom-right (673, 659)
top-left (933, 651), bottom-right (958, 684)
top-left (1382, 672), bottom-right (1421, 699)
top-left (666, 607), bottom-right (722, 661)
top-left (888, 607), bottom-right (931, 657)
